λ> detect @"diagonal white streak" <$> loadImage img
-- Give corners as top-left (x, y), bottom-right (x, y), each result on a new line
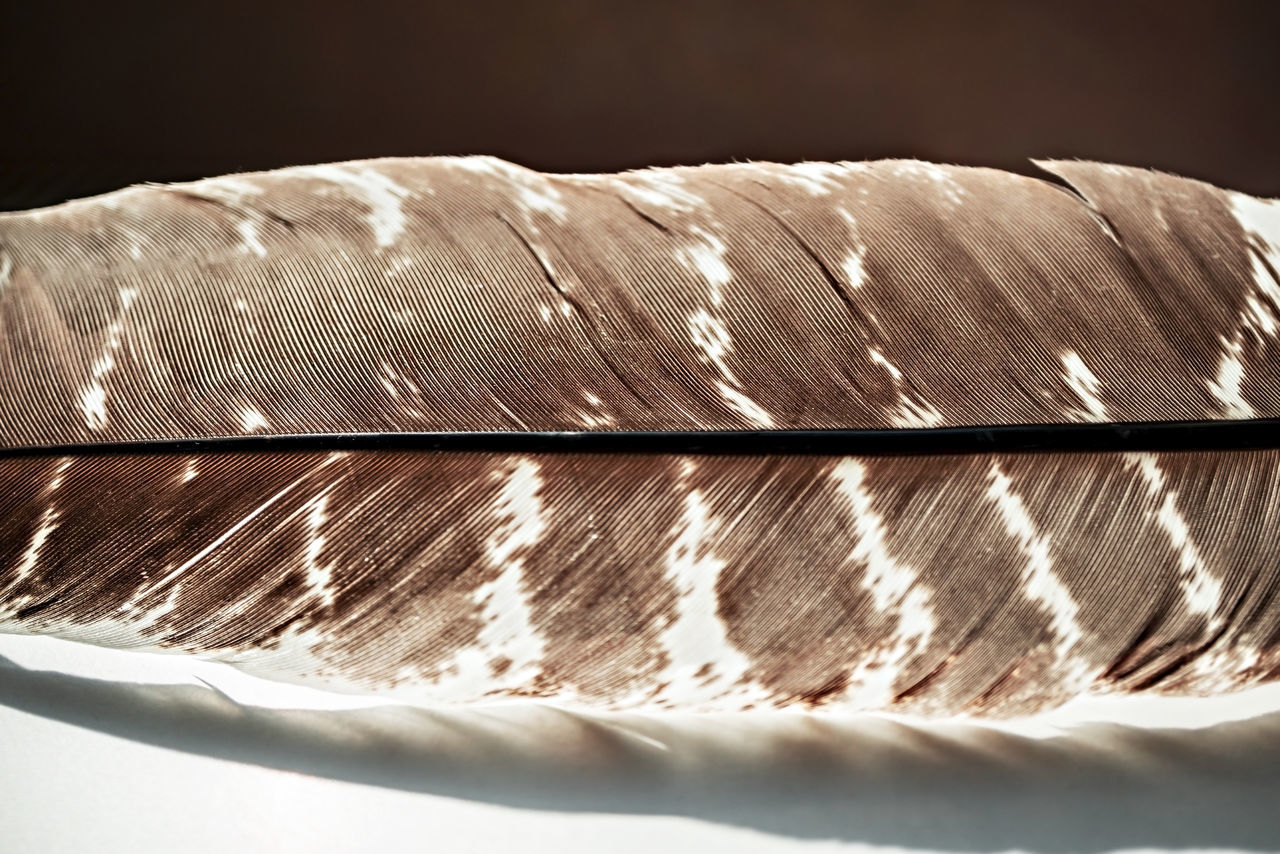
top-left (612, 169), bottom-right (706, 212)
top-left (236, 219), bottom-right (268, 257)
top-left (831, 459), bottom-right (935, 708)
top-left (647, 464), bottom-right (767, 708)
top-left (774, 161), bottom-right (850, 195)
top-left (2, 461), bottom-right (71, 617)
top-left (985, 461), bottom-right (1090, 687)
top-left (843, 207), bottom-right (942, 426)
top-left (239, 406), bottom-right (270, 433)
top-left (681, 228), bottom-right (775, 428)
top-left (1210, 193), bottom-right (1280, 417)
top-left (287, 163), bottom-right (412, 247)
top-left (79, 288), bottom-right (139, 430)
top-left (301, 491), bottom-right (336, 608)
top-left (1208, 329), bottom-right (1257, 418)
top-left (865, 348), bottom-right (944, 428)
top-left (1208, 329), bottom-right (1255, 418)
top-left (836, 208), bottom-right (869, 290)
top-left (128, 456), bottom-right (343, 605)
top-left (429, 458), bottom-right (547, 698)
top-left (1060, 350), bottom-right (1108, 422)
top-left (451, 156), bottom-right (567, 221)
top-left (12, 509), bottom-right (57, 587)
top-left (178, 175), bottom-right (264, 207)
top-left (676, 227), bottom-right (732, 305)
top-left (1126, 453), bottom-right (1224, 622)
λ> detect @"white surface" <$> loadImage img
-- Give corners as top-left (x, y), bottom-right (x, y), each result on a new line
top-left (1, 709), bottom-right (858, 854)
top-left (2, 634), bottom-right (1279, 853)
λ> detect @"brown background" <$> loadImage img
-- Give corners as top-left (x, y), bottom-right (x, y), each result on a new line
top-left (3, 0), bottom-right (1278, 209)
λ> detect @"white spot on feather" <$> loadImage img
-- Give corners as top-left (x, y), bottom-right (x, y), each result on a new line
top-left (892, 161), bottom-right (966, 205)
top-left (239, 407), bottom-right (269, 433)
top-left (80, 385), bottom-right (108, 432)
top-left (0, 252), bottom-right (12, 294)
top-left (831, 460), bottom-right (936, 708)
top-left (868, 348), bottom-right (901, 380)
top-left (676, 227), bottom-right (732, 305)
top-left (289, 163), bottom-right (412, 247)
top-left (715, 383), bottom-right (776, 428)
top-left (0, 463), bottom-right (72, 613)
top-left (1230, 192), bottom-right (1280, 308)
top-left (1208, 331), bottom-right (1254, 418)
top-left (985, 462), bottom-right (1090, 689)
top-left (236, 219), bottom-right (267, 257)
top-left (375, 361), bottom-right (417, 400)
top-left (614, 169), bottom-right (706, 212)
top-left (48, 460), bottom-right (72, 490)
top-left (1060, 350), bottom-right (1108, 422)
top-left (452, 156), bottom-right (567, 221)
top-left (888, 398), bottom-right (945, 429)
top-left (689, 311), bottom-right (737, 382)
top-left (79, 288), bottom-right (139, 431)
top-left (383, 256), bottom-right (413, 278)
top-left (179, 175), bottom-right (264, 207)
top-left (774, 162), bottom-right (848, 195)
top-left (1186, 643), bottom-right (1261, 693)
top-left (1127, 453), bottom-right (1223, 621)
top-left (575, 411), bottom-right (612, 428)
top-left (1244, 291), bottom-right (1280, 335)
top-left (842, 245), bottom-right (867, 289)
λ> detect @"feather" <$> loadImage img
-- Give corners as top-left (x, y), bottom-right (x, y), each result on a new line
top-left (1, 156), bottom-right (1278, 717)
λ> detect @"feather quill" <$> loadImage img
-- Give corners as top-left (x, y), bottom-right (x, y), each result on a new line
top-left (1, 156), bottom-right (1278, 716)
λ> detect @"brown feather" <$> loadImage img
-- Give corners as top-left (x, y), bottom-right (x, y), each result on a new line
top-left (1, 156), bottom-right (1278, 716)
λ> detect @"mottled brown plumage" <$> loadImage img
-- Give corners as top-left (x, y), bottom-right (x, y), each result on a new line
top-left (1, 157), bottom-right (1278, 716)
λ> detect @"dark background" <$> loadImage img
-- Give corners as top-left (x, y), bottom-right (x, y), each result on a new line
top-left (3, 0), bottom-right (1279, 210)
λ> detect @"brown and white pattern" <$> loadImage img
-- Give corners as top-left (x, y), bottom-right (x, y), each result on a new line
top-left (1, 157), bottom-right (1279, 717)
top-left (0, 449), bottom-right (1277, 716)
top-left (2, 156), bottom-right (1279, 446)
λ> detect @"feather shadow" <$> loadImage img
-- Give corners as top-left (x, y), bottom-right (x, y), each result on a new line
top-left (1, 653), bottom-right (1277, 852)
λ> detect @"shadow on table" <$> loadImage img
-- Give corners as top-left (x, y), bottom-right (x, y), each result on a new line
top-left (1, 653), bottom-right (1277, 852)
